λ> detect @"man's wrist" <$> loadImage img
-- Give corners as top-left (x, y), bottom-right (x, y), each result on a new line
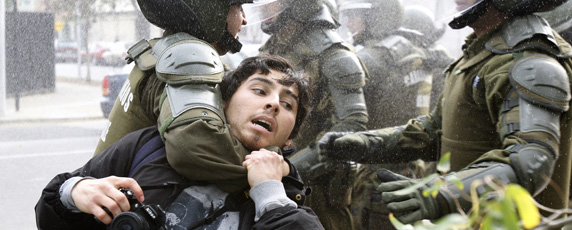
top-left (59, 176), bottom-right (92, 213)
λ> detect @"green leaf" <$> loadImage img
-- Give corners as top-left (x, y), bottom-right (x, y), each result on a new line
top-left (499, 194), bottom-right (520, 230)
top-left (505, 184), bottom-right (540, 229)
top-left (482, 214), bottom-right (493, 230)
top-left (447, 175), bottom-right (464, 190)
top-left (423, 180), bottom-right (442, 197)
top-left (395, 174), bottom-right (439, 196)
top-left (389, 214), bottom-right (416, 230)
top-left (425, 213), bottom-right (470, 230)
top-left (437, 152), bottom-right (451, 173)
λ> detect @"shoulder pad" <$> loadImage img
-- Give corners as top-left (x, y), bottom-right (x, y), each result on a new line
top-left (295, 28), bottom-right (347, 58)
top-left (321, 49), bottom-right (367, 87)
top-left (126, 39), bottom-right (158, 72)
top-left (509, 54), bottom-right (571, 111)
top-left (153, 32), bottom-right (224, 85)
top-left (486, 15), bottom-right (572, 58)
top-left (374, 35), bottom-right (423, 66)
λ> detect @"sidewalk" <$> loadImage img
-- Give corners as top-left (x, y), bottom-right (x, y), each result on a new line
top-left (0, 78), bottom-right (105, 124)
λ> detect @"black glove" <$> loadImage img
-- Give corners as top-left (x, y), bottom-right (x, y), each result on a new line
top-left (376, 169), bottom-right (441, 224)
top-left (318, 131), bottom-right (383, 162)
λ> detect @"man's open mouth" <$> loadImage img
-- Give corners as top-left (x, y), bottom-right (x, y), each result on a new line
top-left (252, 120), bottom-right (273, 132)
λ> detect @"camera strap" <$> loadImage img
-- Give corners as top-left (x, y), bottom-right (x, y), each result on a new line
top-left (129, 135), bottom-right (165, 177)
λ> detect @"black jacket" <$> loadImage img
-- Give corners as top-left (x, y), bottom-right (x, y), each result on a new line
top-left (35, 126), bottom-right (323, 230)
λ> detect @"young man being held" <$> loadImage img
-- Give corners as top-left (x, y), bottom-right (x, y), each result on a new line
top-left (35, 55), bottom-right (322, 230)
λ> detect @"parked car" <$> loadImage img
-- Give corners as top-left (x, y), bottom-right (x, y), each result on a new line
top-left (101, 41), bottom-right (133, 67)
top-left (100, 63), bottom-right (132, 118)
top-left (55, 41), bottom-right (79, 63)
top-left (82, 42), bottom-right (112, 65)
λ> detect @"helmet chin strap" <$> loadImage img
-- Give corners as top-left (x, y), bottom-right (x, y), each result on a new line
top-left (216, 29), bottom-right (243, 54)
top-left (449, 0), bottom-right (490, 29)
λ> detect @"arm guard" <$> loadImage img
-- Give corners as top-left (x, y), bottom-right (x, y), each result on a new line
top-left (152, 33), bottom-right (226, 139)
top-left (321, 49), bottom-right (369, 120)
top-left (505, 54), bottom-right (570, 195)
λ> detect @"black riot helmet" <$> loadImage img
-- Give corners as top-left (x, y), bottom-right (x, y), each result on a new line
top-left (449, 0), bottom-right (569, 29)
top-left (137, 0), bottom-right (264, 53)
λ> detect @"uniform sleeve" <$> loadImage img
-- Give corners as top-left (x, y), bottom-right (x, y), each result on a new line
top-left (164, 120), bottom-right (251, 193)
top-left (35, 127), bottom-right (157, 230)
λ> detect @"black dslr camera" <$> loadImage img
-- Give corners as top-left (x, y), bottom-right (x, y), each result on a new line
top-left (108, 188), bottom-right (166, 230)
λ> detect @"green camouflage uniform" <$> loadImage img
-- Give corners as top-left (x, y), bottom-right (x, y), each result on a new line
top-left (325, 14), bottom-right (572, 222)
top-left (260, 18), bottom-right (369, 230)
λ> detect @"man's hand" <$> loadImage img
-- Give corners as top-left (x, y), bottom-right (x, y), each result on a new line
top-left (243, 149), bottom-right (289, 187)
top-left (376, 169), bottom-right (440, 224)
top-left (71, 176), bottom-right (144, 225)
top-left (318, 131), bottom-right (383, 162)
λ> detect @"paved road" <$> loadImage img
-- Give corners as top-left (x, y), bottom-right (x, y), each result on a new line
top-left (0, 119), bottom-right (107, 229)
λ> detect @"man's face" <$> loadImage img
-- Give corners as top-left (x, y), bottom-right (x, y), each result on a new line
top-left (455, 0), bottom-right (479, 11)
top-left (225, 69), bottom-right (299, 150)
top-left (227, 4), bottom-right (247, 38)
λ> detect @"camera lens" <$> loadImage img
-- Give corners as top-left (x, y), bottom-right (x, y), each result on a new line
top-left (109, 212), bottom-right (150, 230)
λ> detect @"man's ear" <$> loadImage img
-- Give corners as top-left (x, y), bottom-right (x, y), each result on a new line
top-left (223, 101), bottom-right (227, 110)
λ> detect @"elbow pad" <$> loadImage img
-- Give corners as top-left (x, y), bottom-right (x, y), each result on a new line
top-left (508, 144), bottom-right (556, 196)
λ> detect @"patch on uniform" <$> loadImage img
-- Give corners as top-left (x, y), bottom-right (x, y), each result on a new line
top-left (416, 95), bottom-right (430, 109)
top-left (403, 70), bottom-right (430, 86)
top-left (472, 75), bottom-right (481, 89)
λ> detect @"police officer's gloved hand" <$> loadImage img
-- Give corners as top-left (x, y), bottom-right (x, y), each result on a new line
top-left (376, 169), bottom-right (441, 224)
top-left (318, 131), bottom-right (383, 162)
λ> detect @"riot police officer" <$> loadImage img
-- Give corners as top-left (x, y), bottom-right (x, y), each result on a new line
top-left (319, 0), bottom-right (572, 226)
top-left (337, 1), bottom-right (447, 229)
top-left (258, 0), bottom-right (370, 229)
top-left (93, 0), bottom-right (277, 193)
top-left (399, 5), bottom-right (455, 117)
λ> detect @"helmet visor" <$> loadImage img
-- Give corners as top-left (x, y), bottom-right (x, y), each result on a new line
top-left (243, 0), bottom-right (289, 26)
top-left (338, 3), bottom-right (371, 43)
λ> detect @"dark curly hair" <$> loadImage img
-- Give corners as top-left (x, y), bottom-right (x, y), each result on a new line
top-left (221, 54), bottom-right (311, 139)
